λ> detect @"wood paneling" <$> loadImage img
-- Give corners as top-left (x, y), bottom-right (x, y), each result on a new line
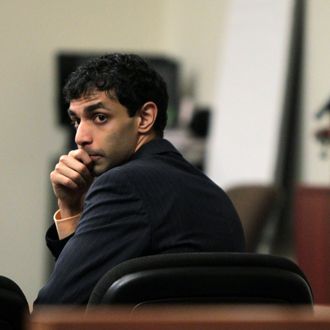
top-left (294, 185), bottom-right (330, 304)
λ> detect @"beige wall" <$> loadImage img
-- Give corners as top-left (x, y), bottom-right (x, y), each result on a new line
top-left (300, 0), bottom-right (330, 185)
top-left (0, 0), bottom-right (228, 306)
top-left (0, 0), bottom-right (328, 307)
top-left (207, 0), bottom-right (295, 189)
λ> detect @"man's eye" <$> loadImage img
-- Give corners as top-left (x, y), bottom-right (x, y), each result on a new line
top-left (95, 114), bottom-right (107, 123)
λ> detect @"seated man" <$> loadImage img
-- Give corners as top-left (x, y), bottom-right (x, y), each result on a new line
top-left (35, 53), bottom-right (245, 305)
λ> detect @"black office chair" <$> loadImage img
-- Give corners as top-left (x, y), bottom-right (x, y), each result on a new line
top-left (0, 275), bottom-right (29, 330)
top-left (87, 252), bottom-right (313, 309)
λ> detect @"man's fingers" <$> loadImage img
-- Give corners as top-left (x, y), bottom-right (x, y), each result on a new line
top-left (50, 149), bottom-right (94, 212)
top-left (50, 170), bottom-right (79, 190)
top-left (50, 149), bottom-right (94, 201)
top-left (58, 154), bottom-right (92, 183)
top-left (68, 149), bottom-right (93, 169)
top-left (54, 161), bottom-right (91, 189)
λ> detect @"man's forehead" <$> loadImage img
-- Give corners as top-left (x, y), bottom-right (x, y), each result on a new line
top-left (68, 94), bottom-right (102, 114)
top-left (67, 90), bottom-right (126, 117)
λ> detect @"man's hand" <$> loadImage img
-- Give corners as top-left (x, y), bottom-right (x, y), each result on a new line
top-left (50, 149), bottom-right (94, 218)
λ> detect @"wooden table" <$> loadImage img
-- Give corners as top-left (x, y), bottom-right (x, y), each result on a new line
top-left (27, 305), bottom-right (330, 330)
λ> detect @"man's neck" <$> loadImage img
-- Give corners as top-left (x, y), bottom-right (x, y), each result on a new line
top-left (135, 132), bottom-right (158, 153)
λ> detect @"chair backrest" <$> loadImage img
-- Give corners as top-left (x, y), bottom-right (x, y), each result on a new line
top-left (87, 252), bottom-right (313, 309)
top-left (226, 185), bottom-right (280, 252)
top-left (0, 276), bottom-right (29, 330)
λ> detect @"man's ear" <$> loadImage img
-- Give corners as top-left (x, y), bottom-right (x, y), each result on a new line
top-left (137, 102), bottom-right (158, 134)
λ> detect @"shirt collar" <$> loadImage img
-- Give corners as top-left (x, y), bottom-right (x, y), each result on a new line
top-left (131, 138), bottom-right (180, 160)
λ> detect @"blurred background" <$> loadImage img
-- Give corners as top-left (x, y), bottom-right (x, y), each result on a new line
top-left (0, 0), bottom-right (329, 307)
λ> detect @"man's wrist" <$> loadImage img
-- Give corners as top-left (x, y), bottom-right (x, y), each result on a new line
top-left (57, 200), bottom-right (83, 218)
top-left (54, 210), bottom-right (81, 240)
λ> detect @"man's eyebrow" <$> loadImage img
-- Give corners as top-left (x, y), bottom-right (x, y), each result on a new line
top-left (67, 102), bottom-right (110, 117)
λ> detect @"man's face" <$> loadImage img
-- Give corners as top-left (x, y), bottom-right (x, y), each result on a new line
top-left (68, 90), bottom-right (140, 176)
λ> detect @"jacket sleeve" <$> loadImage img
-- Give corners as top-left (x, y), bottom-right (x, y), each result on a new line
top-left (34, 170), bottom-right (151, 305)
top-left (45, 224), bottom-right (73, 259)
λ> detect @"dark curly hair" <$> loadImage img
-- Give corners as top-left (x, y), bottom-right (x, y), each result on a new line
top-left (63, 53), bottom-right (168, 136)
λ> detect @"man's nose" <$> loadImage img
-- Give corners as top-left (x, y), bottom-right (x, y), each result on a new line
top-left (75, 121), bottom-right (92, 146)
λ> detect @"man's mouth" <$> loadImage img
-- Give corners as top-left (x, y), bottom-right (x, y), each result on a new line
top-left (84, 148), bottom-right (104, 162)
top-left (89, 154), bottom-right (103, 162)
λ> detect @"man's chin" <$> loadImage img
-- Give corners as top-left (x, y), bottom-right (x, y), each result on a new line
top-left (91, 167), bottom-right (106, 177)
top-left (91, 157), bottom-right (128, 176)
top-left (91, 163), bottom-right (112, 177)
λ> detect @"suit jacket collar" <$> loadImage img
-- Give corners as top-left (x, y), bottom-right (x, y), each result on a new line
top-left (131, 138), bottom-right (180, 160)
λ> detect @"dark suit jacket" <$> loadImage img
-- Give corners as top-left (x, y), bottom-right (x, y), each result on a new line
top-left (35, 138), bottom-right (245, 305)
